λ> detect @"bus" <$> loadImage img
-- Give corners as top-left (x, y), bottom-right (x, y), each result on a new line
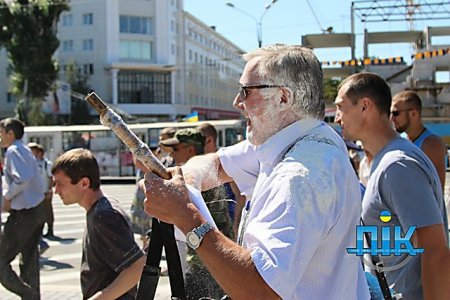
top-left (24, 119), bottom-right (245, 178)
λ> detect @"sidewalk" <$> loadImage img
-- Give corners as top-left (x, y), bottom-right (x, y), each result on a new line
top-left (0, 277), bottom-right (171, 299)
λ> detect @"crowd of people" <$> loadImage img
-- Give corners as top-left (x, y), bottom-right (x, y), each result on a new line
top-left (0, 44), bottom-right (449, 300)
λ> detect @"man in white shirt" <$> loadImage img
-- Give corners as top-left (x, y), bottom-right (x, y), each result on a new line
top-left (142, 44), bottom-right (369, 299)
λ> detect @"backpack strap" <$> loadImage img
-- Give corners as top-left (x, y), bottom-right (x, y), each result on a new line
top-left (136, 219), bottom-right (186, 300)
top-left (361, 218), bottom-right (393, 300)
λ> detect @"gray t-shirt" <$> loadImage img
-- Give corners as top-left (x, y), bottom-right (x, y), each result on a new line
top-left (363, 136), bottom-right (448, 300)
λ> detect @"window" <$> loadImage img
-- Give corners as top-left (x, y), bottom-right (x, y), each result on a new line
top-left (436, 71), bottom-right (450, 83)
top-left (189, 50), bottom-right (192, 61)
top-left (120, 40), bottom-right (152, 60)
top-left (83, 64), bottom-right (94, 75)
top-left (82, 13), bottom-right (93, 25)
top-left (82, 39), bottom-right (93, 51)
top-left (6, 92), bottom-right (13, 103)
top-left (120, 16), bottom-right (152, 35)
top-left (118, 71), bottom-right (171, 104)
top-left (62, 40), bottom-right (73, 52)
top-left (62, 14), bottom-right (73, 26)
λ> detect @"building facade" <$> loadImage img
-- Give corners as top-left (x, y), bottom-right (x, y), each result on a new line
top-left (0, 0), bottom-right (245, 121)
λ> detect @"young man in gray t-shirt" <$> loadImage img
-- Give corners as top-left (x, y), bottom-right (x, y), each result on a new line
top-left (335, 72), bottom-right (449, 299)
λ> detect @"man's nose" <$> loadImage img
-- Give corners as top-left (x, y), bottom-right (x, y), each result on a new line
top-left (334, 111), bottom-right (342, 123)
top-left (233, 94), bottom-right (243, 109)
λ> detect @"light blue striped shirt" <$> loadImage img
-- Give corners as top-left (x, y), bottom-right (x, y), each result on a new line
top-left (2, 140), bottom-right (45, 210)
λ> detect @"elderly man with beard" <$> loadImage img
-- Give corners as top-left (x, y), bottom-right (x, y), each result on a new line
top-left (142, 44), bottom-right (369, 299)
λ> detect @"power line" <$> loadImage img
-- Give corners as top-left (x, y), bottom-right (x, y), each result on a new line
top-left (305, 0), bottom-right (324, 32)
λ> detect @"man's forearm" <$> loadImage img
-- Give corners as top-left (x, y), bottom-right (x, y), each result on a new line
top-left (91, 255), bottom-right (145, 300)
top-left (182, 153), bottom-right (232, 191)
top-left (196, 228), bottom-right (280, 299)
top-left (176, 212), bottom-right (279, 300)
top-left (421, 251), bottom-right (450, 299)
top-left (4, 180), bottom-right (29, 201)
top-left (417, 224), bottom-right (450, 299)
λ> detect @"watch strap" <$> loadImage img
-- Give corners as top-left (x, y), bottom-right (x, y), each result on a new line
top-left (194, 222), bottom-right (213, 237)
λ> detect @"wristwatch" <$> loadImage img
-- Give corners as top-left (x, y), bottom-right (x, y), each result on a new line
top-left (186, 222), bottom-right (213, 250)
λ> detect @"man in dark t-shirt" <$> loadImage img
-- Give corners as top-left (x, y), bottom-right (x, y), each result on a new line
top-left (52, 149), bottom-right (145, 299)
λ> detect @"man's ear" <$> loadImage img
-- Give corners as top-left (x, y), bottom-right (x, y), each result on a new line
top-left (80, 177), bottom-right (91, 189)
top-left (279, 87), bottom-right (293, 107)
top-left (187, 145), bottom-right (197, 156)
top-left (360, 97), bottom-right (372, 112)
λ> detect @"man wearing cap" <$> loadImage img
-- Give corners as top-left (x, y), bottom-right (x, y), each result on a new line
top-left (160, 128), bottom-right (234, 300)
top-left (28, 143), bottom-right (55, 239)
top-left (160, 128), bottom-right (205, 166)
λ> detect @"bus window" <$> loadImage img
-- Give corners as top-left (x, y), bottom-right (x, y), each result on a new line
top-left (225, 128), bottom-right (238, 146)
top-left (217, 130), bottom-right (224, 148)
top-left (148, 128), bottom-right (160, 148)
top-left (63, 131), bottom-right (89, 151)
top-left (28, 136), bottom-right (53, 154)
top-left (120, 141), bottom-right (135, 177)
top-left (90, 131), bottom-right (121, 177)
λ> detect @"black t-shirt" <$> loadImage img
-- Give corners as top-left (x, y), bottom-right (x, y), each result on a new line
top-left (81, 196), bottom-right (144, 299)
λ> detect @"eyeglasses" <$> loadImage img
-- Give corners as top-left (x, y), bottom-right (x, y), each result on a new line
top-left (238, 84), bottom-right (284, 100)
top-left (391, 108), bottom-right (413, 117)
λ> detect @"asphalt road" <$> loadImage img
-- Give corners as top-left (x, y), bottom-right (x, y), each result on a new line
top-left (1, 172), bottom-right (450, 299)
top-left (0, 183), bottom-right (170, 299)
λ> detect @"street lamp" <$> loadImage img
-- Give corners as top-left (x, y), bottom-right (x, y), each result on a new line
top-left (226, 0), bottom-right (278, 48)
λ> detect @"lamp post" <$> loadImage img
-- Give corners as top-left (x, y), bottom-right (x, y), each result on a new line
top-left (226, 0), bottom-right (278, 48)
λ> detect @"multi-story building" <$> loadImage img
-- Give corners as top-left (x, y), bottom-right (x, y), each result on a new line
top-left (302, 26), bottom-right (450, 122)
top-left (0, 0), bottom-right (245, 121)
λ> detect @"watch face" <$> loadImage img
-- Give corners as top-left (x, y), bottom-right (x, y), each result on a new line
top-left (187, 232), bottom-right (200, 248)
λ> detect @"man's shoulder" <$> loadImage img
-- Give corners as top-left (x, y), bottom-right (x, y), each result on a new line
top-left (5, 143), bottom-right (19, 155)
top-left (284, 134), bottom-right (349, 172)
top-left (377, 138), bottom-right (420, 165)
top-left (422, 134), bottom-right (447, 154)
top-left (89, 197), bottom-right (127, 220)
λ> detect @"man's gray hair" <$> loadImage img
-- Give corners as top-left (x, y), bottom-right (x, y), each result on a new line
top-left (243, 44), bottom-right (324, 119)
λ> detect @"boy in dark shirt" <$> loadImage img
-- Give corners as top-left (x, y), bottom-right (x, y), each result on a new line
top-left (52, 148), bottom-right (145, 299)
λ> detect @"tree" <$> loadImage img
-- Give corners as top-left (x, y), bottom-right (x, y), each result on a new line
top-left (0, 0), bottom-right (69, 124)
top-left (64, 61), bottom-right (94, 124)
top-left (323, 78), bottom-right (342, 105)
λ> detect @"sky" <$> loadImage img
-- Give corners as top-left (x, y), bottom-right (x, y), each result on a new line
top-left (184, 0), bottom-right (450, 65)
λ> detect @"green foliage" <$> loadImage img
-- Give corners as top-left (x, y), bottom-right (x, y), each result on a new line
top-left (64, 61), bottom-right (93, 124)
top-left (0, 0), bottom-right (69, 123)
top-left (323, 78), bottom-right (342, 105)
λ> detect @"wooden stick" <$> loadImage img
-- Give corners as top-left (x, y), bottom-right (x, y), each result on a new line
top-left (85, 92), bottom-right (170, 179)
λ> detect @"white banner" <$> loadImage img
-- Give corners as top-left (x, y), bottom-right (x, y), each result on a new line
top-left (42, 82), bottom-right (71, 115)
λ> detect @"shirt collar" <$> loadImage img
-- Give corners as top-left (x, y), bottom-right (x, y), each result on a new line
top-left (256, 118), bottom-right (324, 167)
top-left (12, 139), bottom-right (23, 147)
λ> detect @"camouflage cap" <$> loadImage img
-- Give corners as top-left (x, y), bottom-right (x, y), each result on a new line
top-left (160, 128), bottom-right (205, 148)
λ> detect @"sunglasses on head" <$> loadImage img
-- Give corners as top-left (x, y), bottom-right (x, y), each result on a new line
top-left (238, 84), bottom-right (284, 100)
